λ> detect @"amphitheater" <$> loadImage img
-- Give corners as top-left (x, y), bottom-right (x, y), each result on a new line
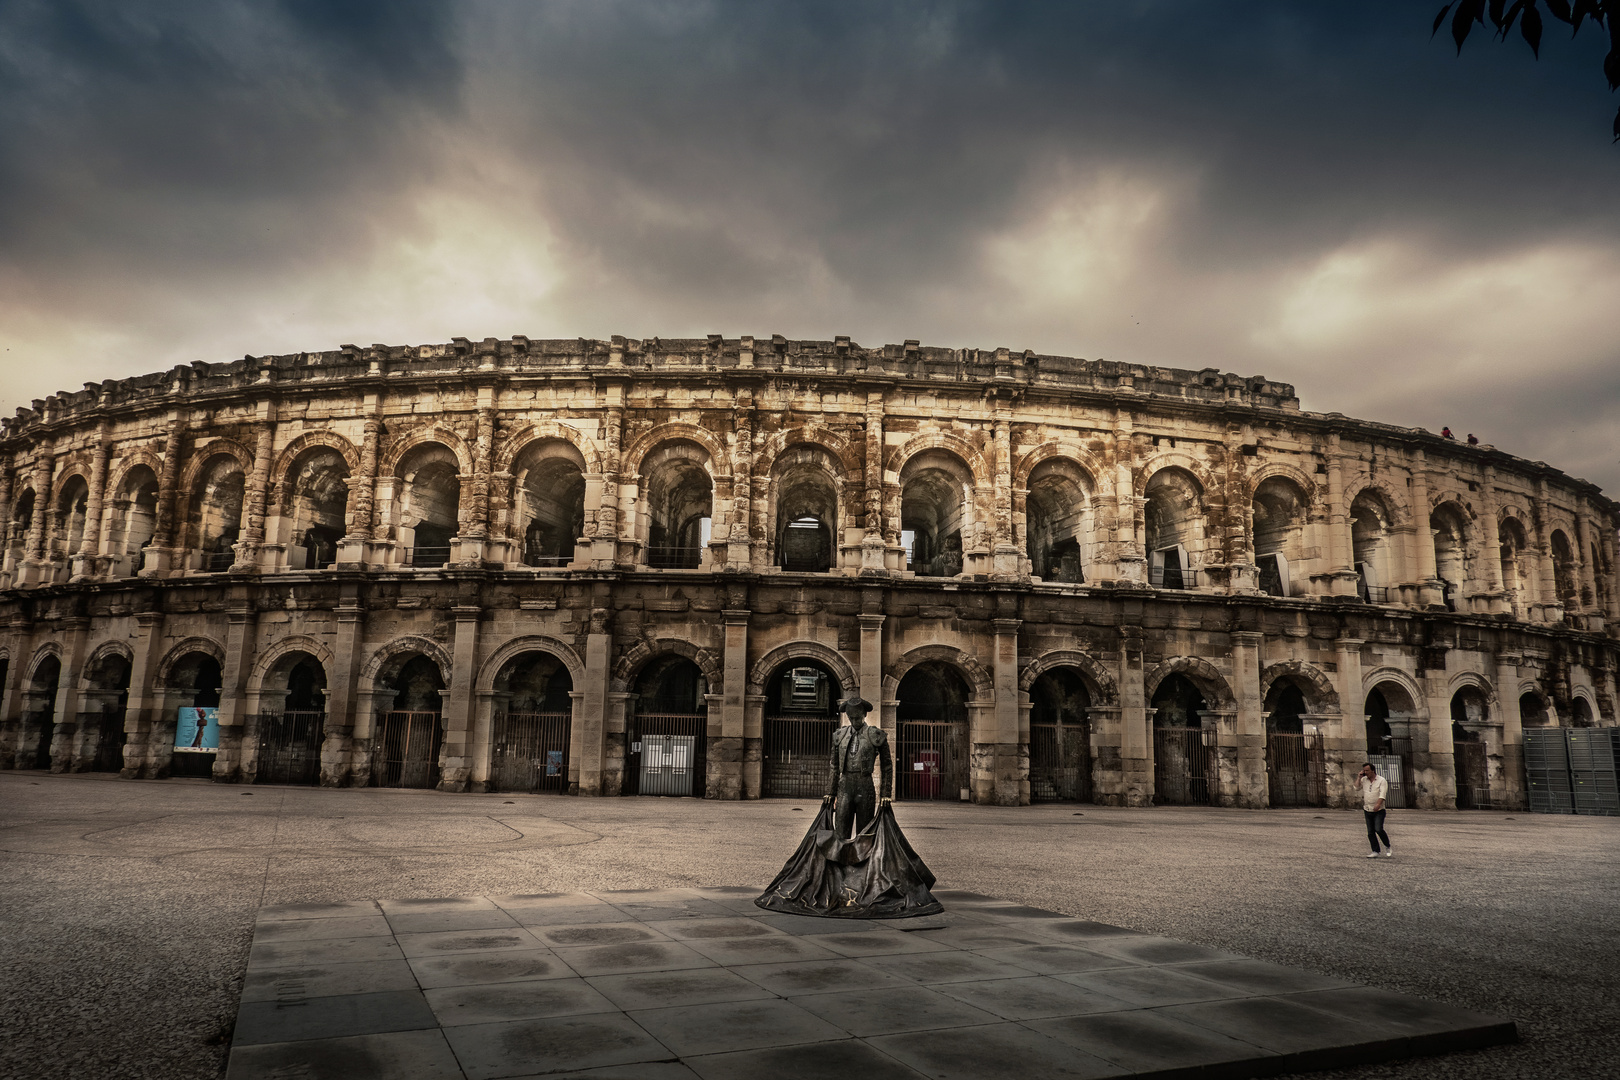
top-left (1, 334), bottom-right (1615, 810)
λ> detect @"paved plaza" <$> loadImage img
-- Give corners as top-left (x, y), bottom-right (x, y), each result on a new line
top-left (1, 774), bottom-right (1616, 1079)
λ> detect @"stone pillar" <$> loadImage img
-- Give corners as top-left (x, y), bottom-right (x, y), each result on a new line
top-left (322, 590), bottom-right (366, 786)
top-left (1604, 525), bottom-right (1620, 624)
top-left (971, 616), bottom-right (1023, 806)
top-left (858, 613), bottom-right (885, 725)
top-left (18, 440), bottom-right (55, 586)
top-left (991, 412), bottom-right (1019, 578)
top-left (1419, 669), bottom-right (1458, 809)
top-left (0, 455), bottom-right (14, 587)
top-left (1323, 433), bottom-right (1358, 596)
top-left (212, 604), bottom-right (257, 782)
top-left (707, 608), bottom-right (749, 800)
top-left (862, 392), bottom-right (887, 573)
top-left (592, 393), bottom-right (625, 567)
top-left (438, 605), bottom-right (481, 791)
top-left (460, 388), bottom-right (496, 564)
top-left (122, 611), bottom-right (166, 778)
top-left (1574, 509), bottom-right (1599, 627)
top-left (1112, 411), bottom-right (1143, 582)
top-left (1231, 631), bottom-right (1267, 808)
top-left (72, 433), bottom-right (111, 580)
top-left (46, 619), bottom-right (90, 772)
top-left (340, 398), bottom-right (380, 565)
top-left (238, 410), bottom-right (275, 571)
top-left (575, 605), bottom-right (613, 795)
top-left (729, 391), bottom-right (754, 569)
top-left (1223, 426), bottom-right (1258, 594)
top-left (1477, 466), bottom-right (1507, 612)
top-left (146, 413), bottom-right (186, 576)
top-left (1495, 652), bottom-right (1526, 810)
top-left (1118, 620), bottom-right (1151, 804)
top-left (1410, 451), bottom-right (1442, 606)
top-left (1532, 481), bottom-right (1560, 622)
top-left (1327, 636), bottom-right (1365, 808)
top-left (0, 623), bottom-right (28, 768)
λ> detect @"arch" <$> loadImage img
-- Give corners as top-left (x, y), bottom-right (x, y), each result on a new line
top-left (888, 431), bottom-right (992, 488)
top-left (1445, 670), bottom-right (1498, 708)
top-left (79, 641), bottom-right (135, 688)
top-left (620, 423), bottom-right (729, 479)
top-left (612, 637), bottom-right (723, 694)
top-left (1244, 461), bottom-right (1321, 505)
top-left (1360, 668), bottom-right (1427, 716)
top-left (156, 638), bottom-right (227, 686)
top-left (106, 450), bottom-right (165, 497)
top-left (26, 641), bottom-right (63, 682)
top-left (271, 430), bottom-right (360, 490)
top-left (495, 421), bottom-right (600, 475)
top-left (746, 641), bottom-right (859, 697)
top-left (248, 635), bottom-right (335, 694)
top-left (753, 425), bottom-right (860, 482)
top-left (476, 635), bottom-right (588, 693)
top-left (178, 438), bottom-right (255, 496)
top-left (1013, 442), bottom-right (1105, 493)
top-left (1139, 453), bottom-right (1216, 495)
top-left (883, 644), bottom-right (993, 701)
top-left (1259, 660), bottom-right (1341, 713)
top-left (1345, 477), bottom-right (1410, 527)
top-left (1143, 655), bottom-right (1236, 709)
top-left (380, 425), bottom-right (474, 476)
top-left (767, 443), bottom-right (846, 570)
top-left (1018, 650), bottom-right (1119, 705)
top-left (358, 636), bottom-right (454, 692)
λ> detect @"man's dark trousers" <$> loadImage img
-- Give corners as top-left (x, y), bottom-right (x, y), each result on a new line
top-left (1364, 808), bottom-right (1389, 852)
top-left (835, 775), bottom-right (877, 839)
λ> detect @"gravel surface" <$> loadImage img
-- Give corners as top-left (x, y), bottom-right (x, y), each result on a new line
top-left (1, 771), bottom-right (1615, 1080)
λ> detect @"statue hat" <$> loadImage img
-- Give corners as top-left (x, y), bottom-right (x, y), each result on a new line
top-left (838, 696), bottom-right (875, 715)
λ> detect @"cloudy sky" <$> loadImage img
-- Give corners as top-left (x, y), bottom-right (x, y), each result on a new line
top-left (2, 1), bottom-right (1617, 492)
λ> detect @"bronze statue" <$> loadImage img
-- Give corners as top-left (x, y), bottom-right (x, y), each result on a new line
top-left (826, 696), bottom-right (892, 839)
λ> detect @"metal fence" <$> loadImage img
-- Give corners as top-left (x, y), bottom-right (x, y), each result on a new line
top-left (406, 546), bottom-right (450, 568)
top-left (371, 710), bottom-right (443, 788)
top-left (1454, 740), bottom-right (1490, 809)
top-left (763, 715), bottom-right (837, 797)
top-left (1153, 726), bottom-right (1214, 805)
top-left (646, 546), bottom-right (702, 569)
top-left (206, 551), bottom-right (235, 571)
top-left (255, 711), bottom-right (326, 785)
top-left (896, 720), bottom-right (967, 801)
top-left (628, 713), bottom-right (706, 796)
top-left (489, 711), bottom-right (571, 793)
top-left (1029, 722), bottom-right (1091, 802)
top-left (1266, 731), bottom-right (1325, 807)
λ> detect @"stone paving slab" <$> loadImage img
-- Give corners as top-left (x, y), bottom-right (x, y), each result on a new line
top-left (225, 888), bottom-right (1517, 1080)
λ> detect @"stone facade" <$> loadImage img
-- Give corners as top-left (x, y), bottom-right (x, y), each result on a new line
top-left (1, 335), bottom-right (1616, 810)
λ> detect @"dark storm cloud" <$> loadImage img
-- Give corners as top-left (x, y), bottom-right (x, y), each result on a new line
top-left (1, 1), bottom-right (1616, 491)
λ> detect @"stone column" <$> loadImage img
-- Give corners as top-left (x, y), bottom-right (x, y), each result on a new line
top-left (708, 608), bottom-right (750, 800)
top-left (863, 392), bottom-right (888, 573)
top-left (340, 398), bottom-right (380, 565)
top-left (729, 390), bottom-right (754, 569)
top-left (238, 410), bottom-right (275, 571)
top-left (0, 454), bottom-right (14, 586)
top-left (460, 388), bottom-right (496, 564)
top-left (1604, 526), bottom-right (1620, 624)
top-left (1231, 631), bottom-right (1267, 807)
top-left (1495, 651), bottom-right (1526, 810)
top-left (1532, 481), bottom-right (1559, 622)
top-left (122, 611), bottom-right (166, 778)
top-left (973, 616), bottom-right (1024, 805)
top-left (1118, 619), bottom-right (1151, 804)
top-left (991, 412), bottom-right (1019, 578)
top-left (437, 605), bottom-right (481, 791)
top-left (46, 619), bottom-right (90, 772)
top-left (1223, 426), bottom-right (1258, 594)
top-left (1410, 451), bottom-right (1442, 606)
top-left (1574, 509), bottom-right (1598, 627)
top-left (858, 613), bottom-right (885, 728)
top-left (146, 413), bottom-right (186, 576)
top-left (1327, 635), bottom-right (1365, 808)
top-left (0, 620), bottom-right (27, 768)
top-left (19, 440), bottom-right (55, 586)
top-left (1478, 466), bottom-right (1507, 613)
top-left (575, 605), bottom-right (613, 795)
top-left (322, 589), bottom-right (366, 786)
top-left (592, 392), bottom-right (625, 568)
top-left (1112, 411), bottom-right (1143, 582)
top-left (72, 432), bottom-right (111, 580)
top-left (1323, 433), bottom-right (1358, 596)
top-left (1419, 668), bottom-right (1458, 809)
top-left (212, 603), bottom-right (257, 782)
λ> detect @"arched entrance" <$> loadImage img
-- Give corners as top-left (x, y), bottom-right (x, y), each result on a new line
top-left (1451, 686), bottom-right (1491, 809)
top-left (895, 661), bottom-right (970, 801)
top-left (1364, 682), bottom-right (1416, 809)
top-left (1264, 679), bottom-right (1325, 807)
top-left (1028, 668), bottom-right (1092, 802)
top-left (83, 652), bottom-right (132, 773)
top-left (373, 654), bottom-right (445, 788)
top-left (489, 651), bottom-right (574, 793)
top-left (761, 659), bottom-right (839, 797)
top-left (256, 654), bottom-right (327, 785)
top-left (1151, 674), bottom-right (1213, 805)
top-left (166, 652), bottom-right (222, 778)
top-left (22, 655), bottom-right (62, 770)
top-left (627, 656), bottom-right (707, 796)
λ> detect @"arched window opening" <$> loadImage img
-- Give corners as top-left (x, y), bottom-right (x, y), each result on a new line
top-left (1264, 678), bottom-right (1322, 807)
top-left (167, 652), bottom-right (222, 777)
top-left (1144, 469), bottom-right (1202, 589)
top-left (1365, 688), bottom-right (1392, 753)
top-left (54, 475), bottom-right (89, 562)
top-left (24, 655), bottom-right (62, 770)
top-left (398, 444), bottom-right (461, 568)
top-left (1431, 503), bottom-right (1471, 612)
top-left (762, 660), bottom-right (841, 798)
top-left (1252, 477), bottom-right (1307, 597)
top-left (254, 654), bottom-right (327, 786)
top-left (1519, 692), bottom-right (1549, 728)
top-left (1499, 517), bottom-right (1534, 616)
top-left (1151, 673), bottom-right (1213, 805)
top-left (1451, 685), bottom-right (1491, 809)
top-left (288, 449), bottom-right (350, 570)
top-left (901, 452), bottom-right (971, 577)
top-left (1026, 461), bottom-right (1091, 583)
top-left (1550, 530), bottom-right (1578, 609)
top-left (1350, 491), bottom-right (1394, 602)
top-left (1365, 682), bottom-right (1416, 807)
top-left (1592, 542), bottom-right (1612, 611)
top-left (642, 443), bottom-right (711, 569)
top-left (285, 658), bottom-right (327, 712)
top-left (188, 456), bottom-right (246, 571)
top-left (775, 466), bottom-right (837, 573)
top-left (513, 441), bottom-right (586, 568)
top-left (375, 654), bottom-right (446, 789)
top-left (108, 467), bottom-right (160, 574)
top-left (896, 660), bottom-right (970, 800)
top-left (491, 652), bottom-right (575, 793)
top-left (85, 652), bottom-right (131, 773)
top-left (628, 656), bottom-right (707, 796)
top-left (1029, 668), bottom-right (1092, 802)
top-left (9, 488), bottom-right (35, 565)
top-left (1571, 697), bottom-right (1594, 728)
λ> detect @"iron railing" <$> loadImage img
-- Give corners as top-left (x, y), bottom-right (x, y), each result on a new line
top-left (407, 545), bottom-right (451, 568)
top-left (255, 711), bottom-right (326, 785)
top-left (1148, 565), bottom-right (1204, 589)
top-left (371, 711), bottom-right (443, 788)
top-left (896, 720), bottom-right (968, 801)
top-left (489, 711), bottom-right (571, 793)
top-left (1455, 740), bottom-right (1491, 809)
top-left (1029, 722), bottom-right (1091, 802)
top-left (1265, 731), bottom-right (1325, 807)
top-left (646, 546), bottom-right (702, 569)
top-left (523, 554), bottom-right (572, 568)
top-left (1153, 725), bottom-right (1214, 805)
top-left (628, 713), bottom-right (706, 796)
top-left (762, 715), bottom-right (837, 797)
top-left (206, 551), bottom-right (235, 571)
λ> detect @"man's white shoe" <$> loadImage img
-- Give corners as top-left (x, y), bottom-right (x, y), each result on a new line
top-left (1366, 852), bottom-right (1379, 858)
top-left (1383, 849), bottom-right (1394, 857)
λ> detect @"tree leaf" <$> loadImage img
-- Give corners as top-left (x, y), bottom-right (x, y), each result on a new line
top-left (1502, 0), bottom-right (1527, 35)
top-left (1545, 0), bottom-right (1574, 24)
top-left (1434, 3), bottom-right (1455, 37)
top-left (1612, 102), bottom-right (1620, 142)
top-left (1490, 0), bottom-right (1509, 27)
top-left (1604, 44), bottom-right (1620, 89)
top-left (1523, 4), bottom-right (1544, 53)
top-left (1454, 0), bottom-right (1477, 49)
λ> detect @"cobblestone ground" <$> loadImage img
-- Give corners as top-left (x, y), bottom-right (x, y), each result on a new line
top-left (1, 771), bottom-right (1614, 1080)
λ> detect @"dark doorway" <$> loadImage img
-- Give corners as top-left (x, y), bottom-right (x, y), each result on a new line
top-left (167, 654), bottom-right (221, 778)
top-left (1029, 668), bottom-right (1092, 802)
top-left (896, 661), bottom-right (970, 801)
top-left (490, 652), bottom-right (574, 793)
top-left (373, 655), bottom-right (445, 788)
top-left (1265, 681), bottom-right (1324, 807)
top-left (1152, 674), bottom-right (1213, 805)
top-left (628, 657), bottom-right (707, 796)
top-left (26, 655), bottom-right (63, 770)
top-left (85, 653), bottom-right (132, 773)
top-left (257, 656), bottom-right (327, 786)
top-left (762, 661), bottom-right (839, 798)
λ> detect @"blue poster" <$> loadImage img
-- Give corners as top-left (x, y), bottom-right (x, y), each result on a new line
top-left (546, 750), bottom-right (564, 776)
top-left (174, 707), bottom-right (220, 751)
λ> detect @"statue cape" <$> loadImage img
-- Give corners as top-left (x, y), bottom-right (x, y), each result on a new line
top-left (754, 801), bottom-right (944, 919)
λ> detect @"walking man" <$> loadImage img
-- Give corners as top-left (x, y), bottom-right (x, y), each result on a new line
top-left (1356, 763), bottom-right (1393, 858)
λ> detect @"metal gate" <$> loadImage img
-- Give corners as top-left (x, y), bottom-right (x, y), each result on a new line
top-left (1365, 753), bottom-right (1408, 810)
top-left (92, 710), bottom-right (127, 773)
top-left (897, 720), bottom-right (967, 801)
top-left (489, 712), bottom-right (571, 793)
top-left (255, 711), bottom-right (326, 785)
top-left (763, 715), bottom-right (836, 797)
top-left (1266, 732), bottom-right (1325, 807)
top-left (371, 711), bottom-right (442, 789)
top-left (1454, 740), bottom-right (1490, 809)
top-left (1029, 722), bottom-right (1091, 802)
top-left (1154, 726), bottom-right (1214, 806)
top-left (627, 713), bottom-right (706, 796)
